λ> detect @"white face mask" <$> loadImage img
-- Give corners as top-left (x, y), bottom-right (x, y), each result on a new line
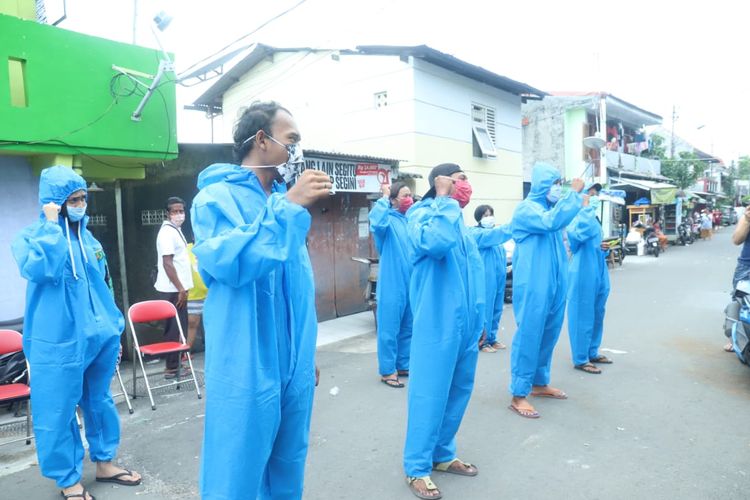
top-left (547, 184), bottom-right (562, 204)
top-left (241, 134), bottom-right (304, 184)
top-left (480, 216), bottom-right (495, 228)
top-left (170, 213), bottom-right (185, 227)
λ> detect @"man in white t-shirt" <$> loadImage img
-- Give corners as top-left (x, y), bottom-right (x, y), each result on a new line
top-left (154, 196), bottom-right (193, 378)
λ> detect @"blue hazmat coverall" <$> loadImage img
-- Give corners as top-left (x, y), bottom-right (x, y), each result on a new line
top-left (469, 224), bottom-right (512, 345)
top-left (11, 166), bottom-right (124, 488)
top-left (509, 163), bottom-right (582, 397)
top-left (566, 206), bottom-right (611, 366)
top-left (403, 196), bottom-right (485, 478)
top-left (191, 164), bottom-right (318, 500)
top-left (369, 197), bottom-right (413, 376)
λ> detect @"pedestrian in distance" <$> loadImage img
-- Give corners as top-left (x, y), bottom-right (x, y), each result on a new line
top-left (566, 183), bottom-right (613, 374)
top-left (369, 180), bottom-right (414, 388)
top-left (191, 101), bottom-right (331, 499)
top-left (508, 162), bottom-right (585, 419)
top-left (403, 163), bottom-right (485, 500)
top-left (469, 204), bottom-right (512, 353)
top-left (153, 196), bottom-right (194, 379)
top-left (12, 166), bottom-right (141, 500)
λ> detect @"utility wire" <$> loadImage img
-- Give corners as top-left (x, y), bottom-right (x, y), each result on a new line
top-left (177, 0), bottom-right (309, 80)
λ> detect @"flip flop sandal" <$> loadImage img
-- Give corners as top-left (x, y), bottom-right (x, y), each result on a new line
top-left (398, 370), bottom-right (410, 377)
top-left (724, 343), bottom-right (735, 353)
top-left (381, 377), bottom-right (404, 388)
top-left (590, 355), bottom-right (613, 364)
top-left (406, 475), bottom-right (442, 499)
top-left (433, 458), bottom-right (479, 476)
top-left (508, 404), bottom-right (540, 419)
top-left (96, 468), bottom-right (142, 486)
top-left (575, 363), bottom-right (602, 374)
top-left (530, 389), bottom-right (569, 399)
top-left (60, 489), bottom-right (96, 500)
top-left (491, 342), bottom-right (507, 350)
top-left (480, 345), bottom-right (496, 353)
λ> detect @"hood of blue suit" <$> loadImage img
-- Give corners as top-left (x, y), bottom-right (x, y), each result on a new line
top-left (197, 162), bottom-right (287, 193)
top-left (528, 162), bottom-right (561, 205)
top-left (39, 166), bottom-right (87, 207)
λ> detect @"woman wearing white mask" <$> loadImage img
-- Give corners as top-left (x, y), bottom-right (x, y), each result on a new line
top-left (469, 205), bottom-right (512, 353)
top-left (154, 196), bottom-right (193, 378)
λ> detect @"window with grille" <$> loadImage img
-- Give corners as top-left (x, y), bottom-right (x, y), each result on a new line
top-left (471, 103), bottom-right (497, 158)
top-left (141, 209), bottom-right (167, 226)
top-left (374, 91), bottom-right (388, 109)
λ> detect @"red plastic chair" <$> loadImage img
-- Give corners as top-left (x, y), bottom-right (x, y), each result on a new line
top-left (127, 300), bottom-right (201, 410)
top-left (0, 329), bottom-right (31, 446)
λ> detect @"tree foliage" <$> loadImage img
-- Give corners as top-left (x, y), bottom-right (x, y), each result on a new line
top-left (642, 134), bottom-right (667, 161)
top-left (738, 155), bottom-right (750, 181)
top-left (661, 151), bottom-right (700, 190)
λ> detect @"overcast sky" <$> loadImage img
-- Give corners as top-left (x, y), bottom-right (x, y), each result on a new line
top-left (58, 0), bottom-right (748, 162)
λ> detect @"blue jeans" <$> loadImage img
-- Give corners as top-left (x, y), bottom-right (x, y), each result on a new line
top-left (733, 261), bottom-right (750, 289)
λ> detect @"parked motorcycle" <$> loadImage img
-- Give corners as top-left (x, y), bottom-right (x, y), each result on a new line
top-left (504, 258), bottom-right (513, 304)
top-left (643, 226), bottom-right (660, 257)
top-left (351, 256), bottom-right (379, 325)
top-left (603, 223), bottom-right (627, 266)
top-left (724, 279), bottom-right (750, 364)
top-left (677, 220), bottom-right (694, 245)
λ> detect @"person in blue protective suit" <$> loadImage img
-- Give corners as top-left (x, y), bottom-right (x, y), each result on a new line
top-left (369, 180), bottom-right (414, 388)
top-left (191, 101), bottom-right (332, 500)
top-left (469, 205), bottom-right (512, 353)
top-left (508, 163), bottom-right (585, 419)
top-left (403, 163), bottom-right (485, 500)
top-left (12, 166), bottom-right (141, 500)
top-left (567, 184), bottom-right (613, 374)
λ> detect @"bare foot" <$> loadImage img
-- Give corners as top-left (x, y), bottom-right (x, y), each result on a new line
top-left (490, 341), bottom-right (507, 350)
top-left (96, 461), bottom-right (142, 484)
top-left (61, 483), bottom-right (93, 500)
top-left (530, 385), bottom-right (567, 399)
top-left (724, 342), bottom-right (735, 353)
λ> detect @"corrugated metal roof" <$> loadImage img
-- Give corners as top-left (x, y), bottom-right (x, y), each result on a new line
top-left (304, 149), bottom-right (400, 165)
top-left (193, 44), bottom-right (547, 107)
top-left (611, 179), bottom-right (676, 190)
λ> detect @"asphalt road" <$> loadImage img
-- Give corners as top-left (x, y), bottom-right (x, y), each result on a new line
top-left (2, 227), bottom-right (749, 499)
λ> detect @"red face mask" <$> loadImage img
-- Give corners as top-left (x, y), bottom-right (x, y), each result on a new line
top-left (398, 196), bottom-right (414, 214)
top-left (451, 180), bottom-right (472, 208)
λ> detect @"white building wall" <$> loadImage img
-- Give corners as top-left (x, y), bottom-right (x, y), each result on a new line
top-left (410, 59), bottom-right (523, 222)
top-left (220, 51), bottom-right (416, 161)
top-left (218, 51), bottom-right (525, 223)
top-left (0, 156), bottom-right (39, 323)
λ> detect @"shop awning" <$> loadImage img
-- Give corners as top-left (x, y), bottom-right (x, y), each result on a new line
top-left (610, 179), bottom-right (678, 204)
top-left (600, 188), bottom-right (626, 205)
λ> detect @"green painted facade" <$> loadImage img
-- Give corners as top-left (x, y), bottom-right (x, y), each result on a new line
top-left (0, 14), bottom-right (177, 179)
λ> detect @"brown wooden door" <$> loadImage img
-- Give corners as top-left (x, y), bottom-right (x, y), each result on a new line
top-left (307, 196), bottom-right (336, 321)
top-left (331, 193), bottom-right (370, 317)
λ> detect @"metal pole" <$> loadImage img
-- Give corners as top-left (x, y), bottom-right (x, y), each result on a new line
top-left (115, 181), bottom-right (130, 313)
top-left (669, 104), bottom-right (677, 160)
top-left (132, 0), bottom-right (138, 44)
top-left (115, 181), bottom-right (132, 369)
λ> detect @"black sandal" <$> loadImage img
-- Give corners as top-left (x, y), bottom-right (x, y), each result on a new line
top-left (575, 362), bottom-right (601, 374)
top-left (60, 489), bottom-right (96, 500)
top-left (590, 355), bottom-right (613, 364)
top-left (381, 377), bottom-right (405, 388)
top-left (96, 468), bottom-right (142, 486)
